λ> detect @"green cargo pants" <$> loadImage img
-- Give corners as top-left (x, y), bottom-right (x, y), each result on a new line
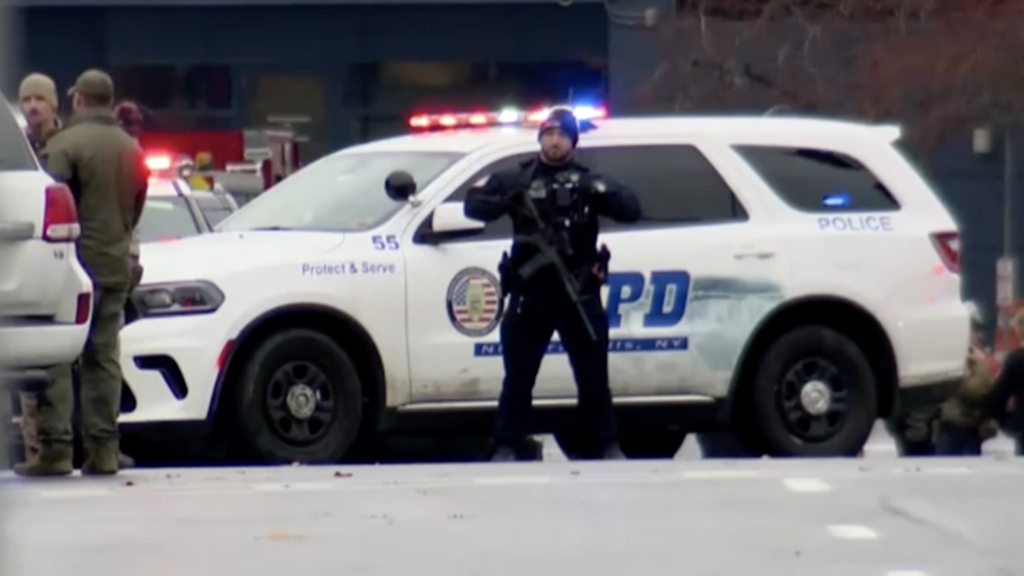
top-left (18, 391), bottom-right (40, 460)
top-left (34, 287), bottom-right (128, 451)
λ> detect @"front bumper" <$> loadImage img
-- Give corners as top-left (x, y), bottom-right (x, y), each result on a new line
top-left (118, 313), bottom-right (226, 424)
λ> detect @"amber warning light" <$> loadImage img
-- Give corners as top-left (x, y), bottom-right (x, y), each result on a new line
top-left (408, 105), bottom-right (608, 132)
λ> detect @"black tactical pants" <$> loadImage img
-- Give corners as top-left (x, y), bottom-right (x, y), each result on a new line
top-left (934, 422), bottom-right (983, 456)
top-left (494, 286), bottom-right (616, 454)
top-left (989, 348), bottom-right (1024, 444)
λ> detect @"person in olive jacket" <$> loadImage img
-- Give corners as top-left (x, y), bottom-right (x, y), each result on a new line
top-left (16, 70), bottom-right (148, 477)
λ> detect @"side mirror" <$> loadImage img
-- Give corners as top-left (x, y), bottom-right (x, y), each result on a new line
top-left (419, 202), bottom-right (484, 244)
top-left (385, 170), bottom-right (417, 201)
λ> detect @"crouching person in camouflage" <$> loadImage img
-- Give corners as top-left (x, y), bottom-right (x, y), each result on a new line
top-left (935, 345), bottom-right (998, 455)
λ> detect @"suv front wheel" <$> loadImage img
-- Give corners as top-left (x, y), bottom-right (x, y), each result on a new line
top-left (744, 325), bottom-right (877, 457)
top-left (231, 329), bottom-right (363, 463)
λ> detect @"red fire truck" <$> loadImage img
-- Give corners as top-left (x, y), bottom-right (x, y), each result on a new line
top-left (139, 128), bottom-right (300, 204)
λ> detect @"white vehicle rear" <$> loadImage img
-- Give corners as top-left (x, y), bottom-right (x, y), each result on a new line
top-left (118, 112), bottom-right (969, 461)
top-left (0, 95), bottom-right (92, 387)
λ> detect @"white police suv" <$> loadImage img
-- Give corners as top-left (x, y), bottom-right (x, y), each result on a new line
top-left (2, 97), bottom-right (92, 391)
top-left (121, 107), bottom-right (969, 462)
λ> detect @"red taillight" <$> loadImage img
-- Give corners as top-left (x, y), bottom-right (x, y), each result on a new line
top-left (438, 115), bottom-right (458, 127)
top-left (467, 113), bottom-right (489, 126)
top-left (931, 231), bottom-right (960, 274)
top-left (43, 183), bottom-right (80, 242)
top-left (75, 292), bottom-right (92, 325)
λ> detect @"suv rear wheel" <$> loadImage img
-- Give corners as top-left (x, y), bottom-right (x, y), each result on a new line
top-left (232, 329), bottom-right (363, 463)
top-left (742, 325), bottom-right (877, 457)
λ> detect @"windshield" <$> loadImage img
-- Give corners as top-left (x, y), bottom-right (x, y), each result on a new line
top-left (137, 196), bottom-right (203, 242)
top-left (217, 151), bottom-right (464, 232)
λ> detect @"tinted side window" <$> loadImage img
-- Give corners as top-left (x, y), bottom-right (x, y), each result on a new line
top-left (734, 146), bottom-right (900, 212)
top-left (440, 152), bottom-right (535, 239)
top-left (579, 145), bottom-right (747, 228)
top-left (0, 103), bottom-right (38, 171)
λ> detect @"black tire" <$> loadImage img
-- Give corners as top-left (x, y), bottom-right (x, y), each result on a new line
top-left (745, 325), bottom-right (877, 457)
top-left (619, 429), bottom-right (687, 459)
top-left (233, 329), bottom-right (363, 463)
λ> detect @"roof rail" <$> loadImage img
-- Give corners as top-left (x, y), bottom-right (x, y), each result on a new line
top-left (873, 124), bottom-right (902, 143)
top-left (763, 105), bottom-right (795, 116)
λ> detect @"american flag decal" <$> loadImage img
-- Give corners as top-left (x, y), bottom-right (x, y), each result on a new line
top-left (446, 268), bottom-right (503, 336)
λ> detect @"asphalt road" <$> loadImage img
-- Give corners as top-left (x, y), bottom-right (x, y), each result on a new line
top-left (1, 457), bottom-right (1022, 576)
top-left (6, 417), bottom-right (1020, 466)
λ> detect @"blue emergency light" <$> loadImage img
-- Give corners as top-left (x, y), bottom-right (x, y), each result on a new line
top-left (408, 104), bottom-right (608, 132)
top-left (822, 193), bottom-right (850, 208)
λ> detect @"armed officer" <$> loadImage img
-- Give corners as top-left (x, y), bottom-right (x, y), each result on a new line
top-left (464, 107), bottom-right (642, 462)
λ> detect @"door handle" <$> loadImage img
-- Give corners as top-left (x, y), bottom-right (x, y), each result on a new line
top-left (733, 251), bottom-right (775, 260)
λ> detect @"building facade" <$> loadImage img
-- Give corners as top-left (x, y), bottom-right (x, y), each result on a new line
top-left (9, 0), bottom-right (671, 157)
top-left (5, 0), bottom-right (1023, 330)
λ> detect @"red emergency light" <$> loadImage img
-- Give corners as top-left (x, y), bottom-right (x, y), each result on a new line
top-left (408, 105), bottom-right (608, 132)
top-left (145, 155), bottom-right (173, 171)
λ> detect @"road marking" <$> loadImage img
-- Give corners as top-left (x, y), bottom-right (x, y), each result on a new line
top-left (250, 482), bottom-right (333, 492)
top-left (923, 467), bottom-right (972, 475)
top-left (472, 476), bottom-right (553, 485)
top-left (37, 488), bottom-right (114, 499)
top-left (680, 470), bottom-right (763, 480)
top-left (782, 478), bottom-right (832, 493)
top-left (827, 524), bottom-right (878, 540)
top-left (885, 571), bottom-right (928, 576)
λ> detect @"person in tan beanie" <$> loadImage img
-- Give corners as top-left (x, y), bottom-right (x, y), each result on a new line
top-left (18, 72), bottom-right (61, 154)
top-left (14, 73), bottom-right (63, 468)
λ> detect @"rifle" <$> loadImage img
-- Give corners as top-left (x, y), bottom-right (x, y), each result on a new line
top-left (515, 190), bottom-right (599, 342)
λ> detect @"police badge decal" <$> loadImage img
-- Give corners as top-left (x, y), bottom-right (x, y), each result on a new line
top-left (446, 267), bottom-right (505, 337)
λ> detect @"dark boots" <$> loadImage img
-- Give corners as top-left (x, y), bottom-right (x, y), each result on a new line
top-left (118, 451), bottom-right (136, 469)
top-left (81, 439), bottom-right (121, 475)
top-left (13, 443), bottom-right (74, 477)
top-left (15, 442), bottom-right (131, 477)
top-left (491, 445), bottom-right (518, 462)
top-left (491, 441), bottom-right (627, 461)
top-left (601, 443), bottom-right (627, 460)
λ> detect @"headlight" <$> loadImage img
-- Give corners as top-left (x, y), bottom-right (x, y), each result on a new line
top-left (131, 280), bottom-right (225, 318)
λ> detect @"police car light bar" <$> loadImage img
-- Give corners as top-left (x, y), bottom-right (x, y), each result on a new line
top-left (408, 104), bottom-right (608, 131)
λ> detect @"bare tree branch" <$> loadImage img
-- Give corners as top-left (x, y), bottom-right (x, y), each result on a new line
top-left (640, 0), bottom-right (1024, 149)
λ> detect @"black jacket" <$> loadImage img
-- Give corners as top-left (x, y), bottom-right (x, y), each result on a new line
top-left (464, 157), bottom-right (641, 291)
